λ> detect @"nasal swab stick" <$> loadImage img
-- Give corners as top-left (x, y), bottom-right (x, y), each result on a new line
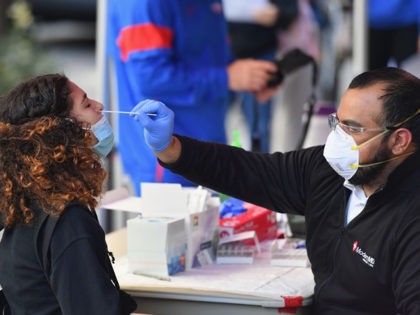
top-left (101, 110), bottom-right (157, 117)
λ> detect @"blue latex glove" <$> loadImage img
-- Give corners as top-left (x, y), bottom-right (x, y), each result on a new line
top-left (130, 99), bottom-right (174, 152)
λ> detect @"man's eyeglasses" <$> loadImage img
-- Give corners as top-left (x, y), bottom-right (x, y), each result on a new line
top-left (328, 108), bottom-right (420, 134)
top-left (328, 113), bottom-right (386, 134)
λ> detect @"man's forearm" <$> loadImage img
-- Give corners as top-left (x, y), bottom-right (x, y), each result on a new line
top-left (155, 136), bottom-right (182, 164)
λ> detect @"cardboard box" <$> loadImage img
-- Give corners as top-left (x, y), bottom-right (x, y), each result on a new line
top-left (216, 231), bottom-right (260, 265)
top-left (141, 183), bottom-right (219, 270)
top-left (219, 203), bottom-right (277, 243)
top-left (186, 196), bottom-right (219, 268)
top-left (270, 238), bottom-right (310, 268)
top-left (127, 216), bottom-right (187, 276)
top-left (102, 183), bottom-right (219, 270)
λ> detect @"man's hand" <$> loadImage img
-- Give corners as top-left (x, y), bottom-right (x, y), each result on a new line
top-left (417, 36), bottom-right (420, 54)
top-left (252, 3), bottom-right (279, 27)
top-left (227, 59), bottom-right (278, 93)
top-left (130, 99), bottom-right (174, 152)
top-left (255, 84), bottom-right (282, 103)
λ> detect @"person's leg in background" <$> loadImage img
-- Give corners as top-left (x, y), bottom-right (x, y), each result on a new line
top-left (368, 28), bottom-right (391, 70)
top-left (240, 50), bottom-right (276, 152)
top-left (255, 93), bottom-right (272, 152)
top-left (241, 91), bottom-right (272, 152)
top-left (392, 24), bottom-right (418, 67)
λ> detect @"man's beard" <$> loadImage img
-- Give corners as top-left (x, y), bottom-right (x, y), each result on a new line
top-left (349, 141), bottom-right (392, 186)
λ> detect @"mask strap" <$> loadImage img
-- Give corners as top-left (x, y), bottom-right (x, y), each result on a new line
top-left (350, 151), bottom-right (415, 169)
top-left (350, 108), bottom-right (420, 151)
top-left (391, 108), bottom-right (420, 128)
top-left (350, 129), bottom-right (390, 151)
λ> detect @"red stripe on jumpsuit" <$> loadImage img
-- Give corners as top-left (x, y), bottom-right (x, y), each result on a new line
top-left (117, 23), bottom-right (172, 181)
top-left (117, 23), bottom-right (173, 61)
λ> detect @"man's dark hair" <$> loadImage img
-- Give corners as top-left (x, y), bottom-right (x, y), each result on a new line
top-left (348, 67), bottom-right (420, 146)
top-left (0, 73), bottom-right (71, 124)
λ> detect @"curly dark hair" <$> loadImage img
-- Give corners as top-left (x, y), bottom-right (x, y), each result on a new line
top-left (0, 110), bottom-right (107, 227)
top-left (0, 73), bottom-right (72, 124)
top-left (0, 73), bottom-right (107, 227)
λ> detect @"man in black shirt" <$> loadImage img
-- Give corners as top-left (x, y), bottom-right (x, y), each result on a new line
top-left (130, 67), bottom-right (420, 314)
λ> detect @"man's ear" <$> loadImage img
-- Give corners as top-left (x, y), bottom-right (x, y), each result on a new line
top-left (389, 128), bottom-right (413, 155)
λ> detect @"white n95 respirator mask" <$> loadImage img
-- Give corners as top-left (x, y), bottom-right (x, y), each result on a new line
top-left (324, 108), bottom-right (420, 180)
top-left (323, 125), bottom-right (359, 180)
top-left (323, 125), bottom-right (393, 180)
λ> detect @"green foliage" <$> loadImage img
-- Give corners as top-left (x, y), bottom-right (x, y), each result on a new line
top-left (0, 0), bottom-right (53, 94)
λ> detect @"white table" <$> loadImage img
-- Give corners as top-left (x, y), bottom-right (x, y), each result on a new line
top-left (113, 255), bottom-right (314, 315)
top-left (0, 227), bottom-right (311, 314)
top-left (106, 223), bottom-right (314, 315)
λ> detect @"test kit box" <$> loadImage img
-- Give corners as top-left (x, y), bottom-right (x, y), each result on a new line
top-left (102, 183), bottom-right (219, 270)
top-left (219, 203), bottom-right (277, 243)
top-left (216, 231), bottom-right (261, 265)
top-left (185, 196), bottom-right (219, 268)
top-left (140, 183), bottom-right (219, 270)
top-left (127, 216), bottom-right (186, 276)
top-left (270, 238), bottom-right (310, 268)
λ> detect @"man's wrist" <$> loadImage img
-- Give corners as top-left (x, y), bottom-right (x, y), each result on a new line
top-left (155, 136), bottom-right (181, 164)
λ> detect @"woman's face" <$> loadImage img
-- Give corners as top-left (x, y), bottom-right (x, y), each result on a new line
top-left (68, 80), bottom-right (104, 126)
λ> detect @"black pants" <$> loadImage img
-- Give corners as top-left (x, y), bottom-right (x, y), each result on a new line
top-left (368, 24), bottom-right (418, 70)
top-left (0, 290), bottom-right (9, 315)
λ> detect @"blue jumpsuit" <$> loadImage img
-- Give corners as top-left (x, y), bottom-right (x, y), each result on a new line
top-left (368, 0), bottom-right (420, 69)
top-left (107, 0), bottom-right (231, 194)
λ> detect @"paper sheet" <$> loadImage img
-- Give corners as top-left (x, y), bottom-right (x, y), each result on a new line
top-left (114, 254), bottom-right (314, 307)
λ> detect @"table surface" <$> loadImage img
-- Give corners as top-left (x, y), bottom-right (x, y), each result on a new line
top-left (107, 228), bottom-right (315, 314)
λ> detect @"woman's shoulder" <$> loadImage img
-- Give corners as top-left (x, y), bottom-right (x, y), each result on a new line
top-left (46, 202), bottom-right (106, 262)
top-left (61, 202), bottom-right (96, 221)
top-left (53, 202), bottom-right (104, 243)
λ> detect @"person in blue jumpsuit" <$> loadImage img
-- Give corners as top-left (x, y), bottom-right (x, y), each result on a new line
top-left (107, 0), bottom-right (278, 194)
top-left (368, 0), bottom-right (420, 69)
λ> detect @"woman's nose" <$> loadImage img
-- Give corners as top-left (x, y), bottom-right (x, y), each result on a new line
top-left (95, 100), bottom-right (104, 112)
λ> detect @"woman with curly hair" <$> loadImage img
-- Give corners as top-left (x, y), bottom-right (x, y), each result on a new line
top-left (0, 74), bottom-right (136, 314)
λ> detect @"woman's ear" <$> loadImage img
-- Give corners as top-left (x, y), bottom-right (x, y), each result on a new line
top-left (389, 128), bottom-right (413, 155)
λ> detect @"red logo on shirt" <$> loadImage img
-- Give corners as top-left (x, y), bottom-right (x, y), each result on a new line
top-left (352, 241), bottom-right (375, 268)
